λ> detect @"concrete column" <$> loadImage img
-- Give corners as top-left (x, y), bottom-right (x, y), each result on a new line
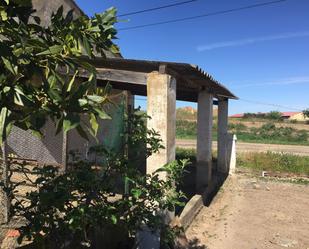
top-left (146, 72), bottom-right (176, 177)
top-left (196, 90), bottom-right (213, 191)
top-left (217, 99), bottom-right (229, 173)
top-left (139, 72), bottom-right (176, 249)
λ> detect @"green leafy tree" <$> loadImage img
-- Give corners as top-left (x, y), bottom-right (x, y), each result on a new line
top-left (0, 0), bottom-right (119, 143)
top-left (266, 111), bottom-right (282, 120)
top-left (1, 2), bottom-right (186, 248)
top-left (303, 109), bottom-right (309, 118)
top-left (12, 110), bottom-right (186, 248)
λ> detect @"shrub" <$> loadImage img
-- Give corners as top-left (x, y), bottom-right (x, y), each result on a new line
top-left (11, 111), bottom-right (187, 248)
top-left (266, 111), bottom-right (282, 120)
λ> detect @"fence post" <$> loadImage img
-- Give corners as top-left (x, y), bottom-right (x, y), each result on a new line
top-left (229, 134), bottom-right (237, 174)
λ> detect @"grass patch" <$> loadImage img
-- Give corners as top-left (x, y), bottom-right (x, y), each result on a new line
top-left (176, 148), bottom-right (309, 176)
top-left (237, 152), bottom-right (309, 175)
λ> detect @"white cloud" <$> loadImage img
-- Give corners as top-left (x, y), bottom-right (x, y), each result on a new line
top-left (231, 76), bottom-right (309, 89)
top-left (197, 31), bottom-right (309, 51)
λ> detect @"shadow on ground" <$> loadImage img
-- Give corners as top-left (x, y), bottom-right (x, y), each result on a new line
top-left (176, 158), bottom-right (228, 215)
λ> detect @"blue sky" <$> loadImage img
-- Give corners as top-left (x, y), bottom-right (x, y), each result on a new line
top-left (76, 0), bottom-right (309, 115)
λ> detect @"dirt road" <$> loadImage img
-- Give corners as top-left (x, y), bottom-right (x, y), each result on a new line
top-left (186, 175), bottom-right (309, 249)
top-left (176, 139), bottom-right (309, 156)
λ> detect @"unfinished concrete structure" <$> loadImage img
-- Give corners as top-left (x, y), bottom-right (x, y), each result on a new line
top-left (85, 57), bottom-right (238, 191)
top-left (3, 0), bottom-right (237, 190)
top-left (1, 0), bottom-right (238, 235)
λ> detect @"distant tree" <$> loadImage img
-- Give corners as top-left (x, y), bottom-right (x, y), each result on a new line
top-left (266, 111), bottom-right (282, 120)
top-left (303, 109), bottom-right (309, 118)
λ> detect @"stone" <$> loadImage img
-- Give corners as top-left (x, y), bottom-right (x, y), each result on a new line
top-left (253, 183), bottom-right (261, 189)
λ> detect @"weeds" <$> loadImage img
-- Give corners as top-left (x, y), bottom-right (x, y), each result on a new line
top-left (176, 148), bottom-right (309, 176)
top-left (237, 152), bottom-right (309, 175)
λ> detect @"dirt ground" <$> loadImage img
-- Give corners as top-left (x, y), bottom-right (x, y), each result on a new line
top-left (186, 174), bottom-right (309, 249)
top-left (177, 139), bottom-right (309, 156)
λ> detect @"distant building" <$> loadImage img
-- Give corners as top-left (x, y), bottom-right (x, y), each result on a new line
top-left (280, 112), bottom-right (300, 120)
top-left (286, 112), bottom-right (309, 121)
top-left (230, 113), bottom-right (244, 118)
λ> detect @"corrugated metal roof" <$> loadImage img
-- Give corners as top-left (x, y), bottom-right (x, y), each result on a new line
top-left (90, 57), bottom-right (238, 101)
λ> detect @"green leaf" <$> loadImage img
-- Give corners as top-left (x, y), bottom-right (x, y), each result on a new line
top-left (76, 125), bottom-right (89, 140)
top-left (1, 57), bottom-right (17, 75)
top-left (87, 95), bottom-right (105, 103)
top-left (89, 113), bottom-right (98, 136)
top-left (94, 108), bottom-right (111, 120)
top-left (111, 215), bottom-right (117, 225)
top-left (82, 36), bottom-right (92, 57)
top-left (36, 45), bottom-right (63, 56)
top-left (131, 188), bottom-right (142, 199)
top-left (0, 107), bottom-right (9, 143)
top-left (63, 113), bottom-right (80, 133)
top-left (78, 99), bottom-right (88, 107)
top-left (0, 9), bottom-right (7, 21)
top-left (67, 70), bottom-right (78, 92)
top-left (3, 86), bottom-right (10, 93)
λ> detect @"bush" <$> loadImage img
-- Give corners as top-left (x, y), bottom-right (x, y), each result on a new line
top-left (228, 123), bottom-right (247, 132)
top-left (266, 111), bottom-right (282, 120)
top-left (11, 111), bottom-right (187, 248)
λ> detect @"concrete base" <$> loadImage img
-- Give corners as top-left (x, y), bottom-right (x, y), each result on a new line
top-left (196, 161), bottom-right (212, 192)
top-left (179, 194), bottom-right (204, 230)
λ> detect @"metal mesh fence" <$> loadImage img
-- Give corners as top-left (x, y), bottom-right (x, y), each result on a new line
top-left (0, 90), bottom-right (129, 224)
top-left (7, 122), bottom-right (63, 165)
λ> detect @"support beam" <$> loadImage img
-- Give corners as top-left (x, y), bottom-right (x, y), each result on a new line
top-left (196, 90), bottom-right (213, 192)
top-left (217, 99), bottom-right (229, 173)
top-left (146, 72), bottom-right (176, 177)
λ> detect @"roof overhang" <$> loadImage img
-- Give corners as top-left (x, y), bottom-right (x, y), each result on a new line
top-left (83, 57), bottom-right (238, 102)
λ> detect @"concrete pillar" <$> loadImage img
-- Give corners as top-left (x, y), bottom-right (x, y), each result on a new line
top-left (196, 90), bottom-right (213, 191)
top-left (217, 99), bottom-right (229, 173)
top-left (146, 72), bottom-right (176, 177)
top-left (139, 72), bottom-right (176, 249)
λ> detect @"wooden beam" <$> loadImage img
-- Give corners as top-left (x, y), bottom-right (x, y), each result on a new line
top-left (79, 68), bottom-right (147, 85)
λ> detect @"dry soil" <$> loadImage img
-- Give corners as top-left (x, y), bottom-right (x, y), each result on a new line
top-left (186, 175), bottom-right (309, 249)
